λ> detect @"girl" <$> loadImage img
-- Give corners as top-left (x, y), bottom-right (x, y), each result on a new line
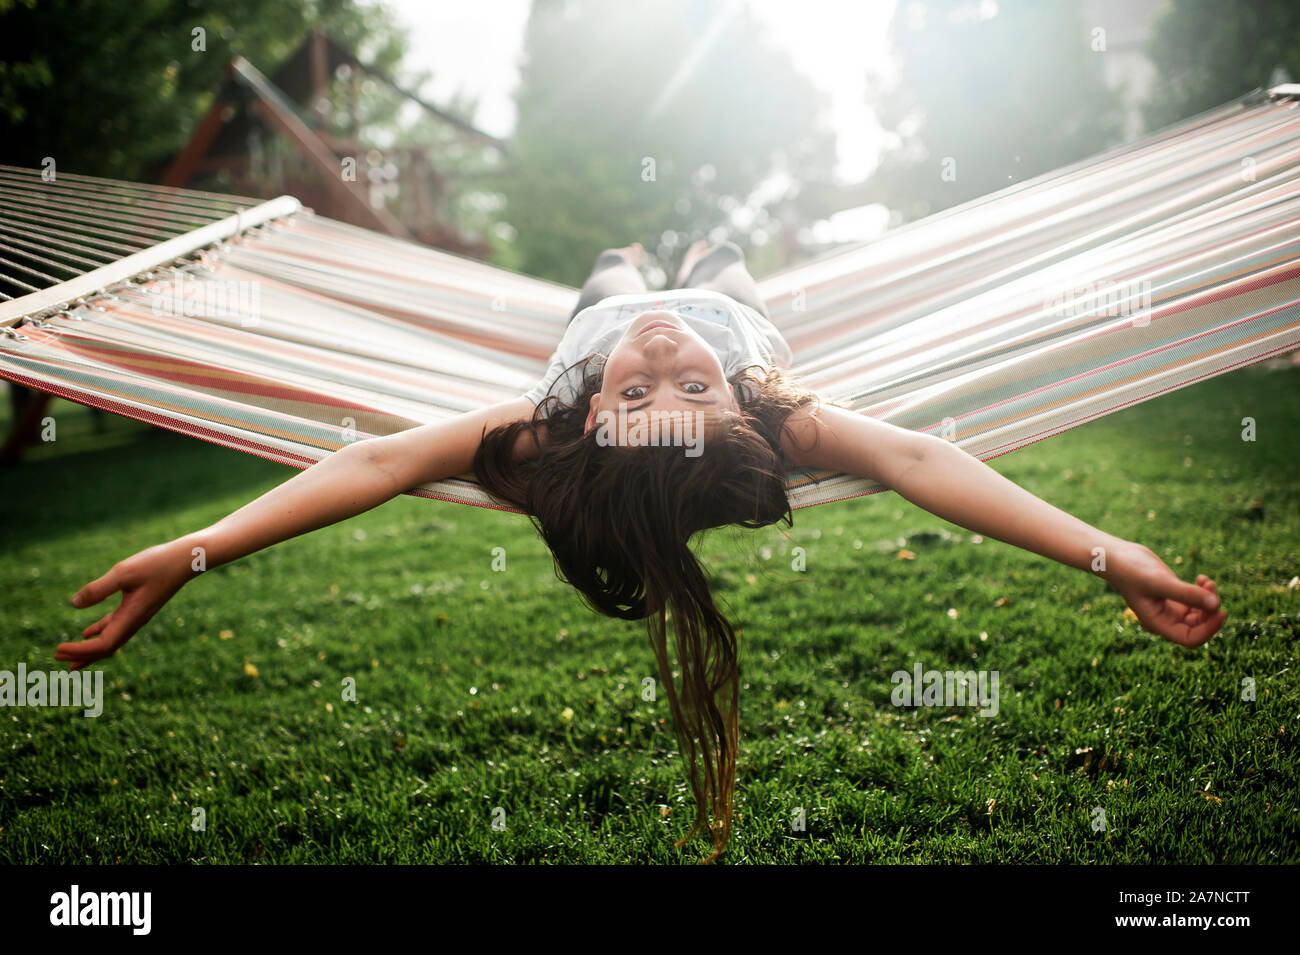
top-left (58, 240), bottom-right (1228, 863)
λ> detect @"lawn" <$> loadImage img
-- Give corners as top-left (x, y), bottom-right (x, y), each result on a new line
top-left (1, 364), bottom-right (1297, 864)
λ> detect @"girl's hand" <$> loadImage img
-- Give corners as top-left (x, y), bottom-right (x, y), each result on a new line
top-left (1108, 544), bottom-right (1227, 647)
top-left (57, 539), bottom-right (196, 671)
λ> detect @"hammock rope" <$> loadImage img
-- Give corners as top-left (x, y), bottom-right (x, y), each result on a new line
top-left (1, 88), bottom-right (1298, 512)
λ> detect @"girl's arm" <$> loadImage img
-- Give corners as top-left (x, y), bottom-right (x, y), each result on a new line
top-left (781, 404), bottom-right (1227, 647)
top-left (58, 397), bottom-right (538, 670)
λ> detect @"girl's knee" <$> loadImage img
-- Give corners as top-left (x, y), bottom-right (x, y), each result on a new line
top-left (706, 241), bottom-right (743, 264)
top-left (595, 249), bottom-right (629, 268)
top-left (684, 242), bottom-right (744, 285)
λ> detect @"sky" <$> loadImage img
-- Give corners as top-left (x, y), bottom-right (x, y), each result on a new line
top-left (380, 0), bottom-right (898, 187)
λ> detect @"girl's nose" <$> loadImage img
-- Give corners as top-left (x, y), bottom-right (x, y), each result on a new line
top-left (642, 333), bottom-right (678, 358)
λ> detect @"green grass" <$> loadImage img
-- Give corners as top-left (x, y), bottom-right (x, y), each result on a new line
top-left (1, 366), bottom-right (1297, 864)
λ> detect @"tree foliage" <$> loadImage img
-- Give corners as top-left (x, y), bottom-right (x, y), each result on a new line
top-left (498, 0), bottom-right (841, 286)
top-left (0, 0), bottom-right (404, 180)
top-left (863, 0), bottom-right (1124, 223)
top-left (1142, 0), bottom-right (1300, 131)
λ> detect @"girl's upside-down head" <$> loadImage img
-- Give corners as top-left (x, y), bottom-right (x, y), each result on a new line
top-left (474, 354), bottom-right (818, 862)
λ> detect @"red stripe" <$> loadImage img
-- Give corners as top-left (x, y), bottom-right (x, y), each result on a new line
top-left (926, 271), bottom-right (1300, 432)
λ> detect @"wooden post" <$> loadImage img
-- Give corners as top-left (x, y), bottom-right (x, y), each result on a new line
top-left (231, 56), bottom-right (410, 239)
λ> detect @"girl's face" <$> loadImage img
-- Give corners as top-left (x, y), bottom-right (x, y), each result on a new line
top-left (583, 309), bottom-right (738, 435)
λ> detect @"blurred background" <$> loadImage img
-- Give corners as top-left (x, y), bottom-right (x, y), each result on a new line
top-left (0, 0), bottom-right (1296, 287)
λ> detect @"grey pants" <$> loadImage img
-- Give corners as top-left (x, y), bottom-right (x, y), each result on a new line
top-left (568, 241), bottom-right (769, 321)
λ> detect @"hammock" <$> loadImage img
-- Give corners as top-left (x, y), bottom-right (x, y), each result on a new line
top-left (2, 87), bottom-right (1299, 513)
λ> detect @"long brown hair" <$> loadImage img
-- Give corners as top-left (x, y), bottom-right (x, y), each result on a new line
top-left (473, 354), bottom-right (818, 861)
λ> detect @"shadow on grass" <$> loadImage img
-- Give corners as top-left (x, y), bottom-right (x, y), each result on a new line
top-left (0, 398), bottom-right (296, 546)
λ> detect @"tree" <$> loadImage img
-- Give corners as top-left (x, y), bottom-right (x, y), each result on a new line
top-left (0, 0), bottom-right (405, 181)
top-left (497, 0), bottom-right (842, 286)
top-left (1142, 0), bottom-right (1300, 131)
top-left (863, 0), bottom-right (1124, 223)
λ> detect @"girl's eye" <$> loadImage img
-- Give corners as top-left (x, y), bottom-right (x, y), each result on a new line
top-left (620, 382), bottom-right (705, 399)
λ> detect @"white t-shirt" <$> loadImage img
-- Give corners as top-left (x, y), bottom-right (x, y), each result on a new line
top-left (523, 288), bottom-right (793, 410)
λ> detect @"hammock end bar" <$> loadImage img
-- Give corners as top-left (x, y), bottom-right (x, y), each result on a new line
top-left (0, 195), bottom-right (302, 328)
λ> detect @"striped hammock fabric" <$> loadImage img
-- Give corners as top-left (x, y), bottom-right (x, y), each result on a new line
top-left (2, 87), bottom-right (1299, 512)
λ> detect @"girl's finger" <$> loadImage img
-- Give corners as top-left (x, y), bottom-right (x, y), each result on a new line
top-left (1173, 578), bottom-right (1219, 611)
top-left (70, 569), bottom-right (119, 609)
top-left (1156, 597), bottom-right (1190, 622)
top-left (1186, 610), bottom-right (1228, 645)
top-left (81, 611), bottom-right (113, 638)
top-left (55, 628), bottom-right (121, 660)
top-left (54, 638), bottom-right (108, 660)
top-left (60, 616), bottom-right (113, 651)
